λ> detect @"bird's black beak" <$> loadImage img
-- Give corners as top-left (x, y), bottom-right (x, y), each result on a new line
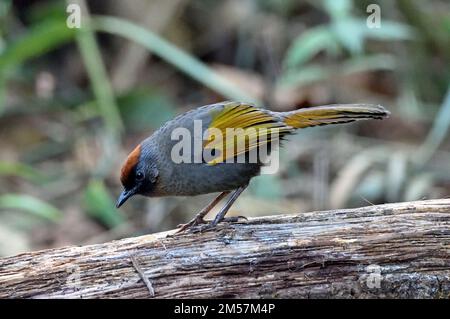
top-left (116, 188), bottom-right (135, 208)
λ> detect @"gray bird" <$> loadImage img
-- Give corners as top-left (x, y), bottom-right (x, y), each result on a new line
top-left (116, 101), bottom-right (389, 231)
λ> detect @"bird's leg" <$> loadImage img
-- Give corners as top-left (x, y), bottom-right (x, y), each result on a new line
top-left (208, 184), bottom-right (248, 228)
top-left (176, 191), bottom-right (230, 233)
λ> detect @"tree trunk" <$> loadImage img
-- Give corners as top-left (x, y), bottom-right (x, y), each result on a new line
top-left (0, 199), bottom-right (449, 298)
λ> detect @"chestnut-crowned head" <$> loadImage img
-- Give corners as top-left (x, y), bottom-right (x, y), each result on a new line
top-left (116, 144), bottom-right (159, 208)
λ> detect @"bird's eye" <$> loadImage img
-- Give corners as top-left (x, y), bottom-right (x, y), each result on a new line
top-left (136, 171), bottom-right (145, 181)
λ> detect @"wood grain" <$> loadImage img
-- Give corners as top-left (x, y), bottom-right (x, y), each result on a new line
top-left (0, 199), bottom-right (449, 298)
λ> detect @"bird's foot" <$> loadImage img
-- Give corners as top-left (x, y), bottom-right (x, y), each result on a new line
top-left (191, 215), bottom-right (248, 233)
top-left (175, 215), bottom-right (207, 234)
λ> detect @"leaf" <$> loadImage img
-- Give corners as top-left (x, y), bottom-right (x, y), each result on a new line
top-left (0, 194), bottom-right (62, 221)
top-left (403, 173), bottom-right (434, 202)
top-left (332, 18), bottom-right (413, 55)
top-left (0, 73), bottom-right (5, 114)
top-left (352, 171), bottom-right (384, 203)
top-left (0, 161), bottom-right (43, 183)
top-left (278, 54), bottom-right (396, 90)
top-left (0, 19), bottom-right (75, 70)
top-left (249, 174), bottom-right (282, 199)
top-left (415, 87), bottom-right (450, 166)
top-left (365, 21), bottom-right (414, 41)
top-left (283, 26), bottom-right (338, 68)
top-left (0, 224), bottom-right (30, 257)
top-left (341, 54), bottom-right (397, 74)
top-left (329, 147), bottom-right (384, 208)
top-left (443, 15), bottom-right (450, 35)
top-left (322, 0), bottom-right (352, 20)
top-left (27, 0), bottom-right (67, 24)
top-left (92, 15), bottom-right (260, 105)
top-left (117, 89), bottom-right (176, 132)
top-left (73, 11), bottom-right (122, 137)
top-left (278, 64), bottom-right (331, 88)
top-left (83, 179), bottom-right (124, 228)
top-left (0, 0), bottom-right (11, 17)
top-left (75, 44), bottom-right (122, 135)
top-left (386, 152), bottom-right (407, 202)
top-left (0, 18), bottom-right (75, 112)
top-left (332, 18), bottom-right (366, 54)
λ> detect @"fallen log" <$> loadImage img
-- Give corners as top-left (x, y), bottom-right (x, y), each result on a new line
top-left (0, 199), bottom-right (449, 298)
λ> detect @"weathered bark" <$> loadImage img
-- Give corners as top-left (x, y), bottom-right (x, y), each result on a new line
top-left (0, 199), bottom-right (449, 299)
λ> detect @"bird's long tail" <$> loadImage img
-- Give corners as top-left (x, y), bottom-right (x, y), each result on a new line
top-left (281, 104), bottom-right (390, 129)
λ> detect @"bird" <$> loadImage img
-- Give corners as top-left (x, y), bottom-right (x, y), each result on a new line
top-left (116, 101), bottom-right (389, 232)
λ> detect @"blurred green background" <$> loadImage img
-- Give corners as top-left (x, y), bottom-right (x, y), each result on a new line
top-left (0, 0), bottom-right (449, 256)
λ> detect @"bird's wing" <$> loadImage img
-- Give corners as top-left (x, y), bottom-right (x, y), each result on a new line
top-left (204, 102), bottom-right (292, 165)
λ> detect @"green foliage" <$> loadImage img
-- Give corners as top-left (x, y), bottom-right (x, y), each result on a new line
top-left (333, 18), bottom-right (413, 54)
top-left (83, 179), bottom-right (125, 228)
top-left (279, 54), bottom-right (396, 87)
top-left (283, 27), bottom-right (338, 69)
top-left (73, 25), bottom-right (123, 137)
top-left (0, 161), bottom-right (43, 183)
top-left (416, 88), bottom-right (450, 166)
top-left (281, 0), bottom-right (413, 89)
top-left (0, 18), bottom-right (75, 112)
top-left (27, 0), bottom-right (67, 24)
top-left (92, 16), bottom-right (261, 105)
top-left (249, 174), bottom-right (282, 199)
top-left (0, 19), bottom-right (75, 71)
top-left (0, 194), bottom-right (62, 221)
top-left (117, 90), bottom-right (177, 132)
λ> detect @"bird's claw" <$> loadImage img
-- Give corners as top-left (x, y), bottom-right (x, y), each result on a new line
top-left (190, 223), bottom-right (213, 233)
top-left (175, 216), bottom-right (207, 234)
top-left (176, 215), bottom-right (248, 234)
top-left (199, 215), bottom-right (248, 231)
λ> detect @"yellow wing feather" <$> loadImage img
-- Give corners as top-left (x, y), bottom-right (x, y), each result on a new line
top-left (203, 102), bottom-right (389, 165)
top-left (204, 103), bottom-right (291, 165)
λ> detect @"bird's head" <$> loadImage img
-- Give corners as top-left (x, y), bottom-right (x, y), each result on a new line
top-left (116, 143), bottom-right (159, 208)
